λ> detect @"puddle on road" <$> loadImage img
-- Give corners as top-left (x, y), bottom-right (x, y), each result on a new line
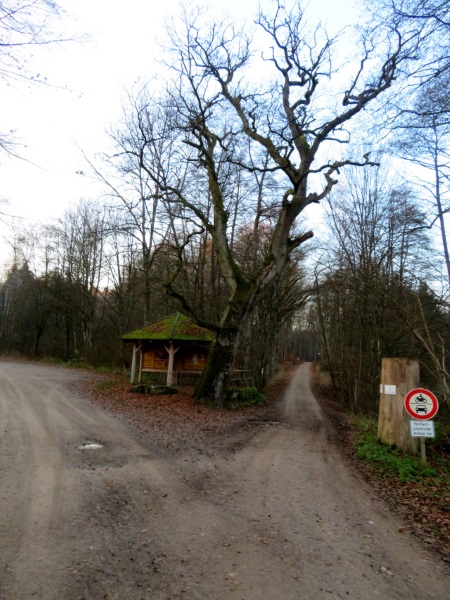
top-left (78, 442), bottom-right (104, 450)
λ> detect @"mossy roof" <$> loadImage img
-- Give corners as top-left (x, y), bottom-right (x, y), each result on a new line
top-left (120, 312), bottom-right (215, 342)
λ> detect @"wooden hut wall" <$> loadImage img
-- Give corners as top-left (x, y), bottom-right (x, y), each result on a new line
top-left (142, 343), bottom-right (208, 372)
top-left (183, 348), bottom-right (207, 371)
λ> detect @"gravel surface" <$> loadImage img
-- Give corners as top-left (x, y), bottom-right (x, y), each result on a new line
top-left (1, 360), bottom-right (450, 599)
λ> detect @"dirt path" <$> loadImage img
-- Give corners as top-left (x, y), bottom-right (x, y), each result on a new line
top-left (0, 361), bottom-right (449, 599)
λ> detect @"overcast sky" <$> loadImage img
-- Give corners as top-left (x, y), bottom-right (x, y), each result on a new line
top-left (0, 0), bottom-right (358, 262)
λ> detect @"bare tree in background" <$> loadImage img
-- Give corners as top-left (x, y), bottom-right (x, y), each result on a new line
top-left (96, 95), bottom-right (178, 324)
top-left (367, 0), bottom-right (450, 84)
top-left (316, 165), bottom-right (433, 412)
top-left (0, 0), bottom-right (69, 156)
top-left (389, 80), bottom-right (450, 285)
top-left (49, 200), bottom-right (108, 359)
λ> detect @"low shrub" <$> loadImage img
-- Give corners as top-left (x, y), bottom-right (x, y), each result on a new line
top-left (353, 419), bottom-right (438, 483)
top-left (355, 427), bottom-right (439, 482)
top-left (226, 386), bottom-right (266, 408)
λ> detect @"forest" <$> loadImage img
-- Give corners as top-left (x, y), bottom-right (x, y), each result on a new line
top-left (1, 0), bottom-right (450, 411)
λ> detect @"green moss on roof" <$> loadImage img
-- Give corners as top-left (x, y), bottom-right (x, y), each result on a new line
top-left (121, 312), bottom-right (215, 342)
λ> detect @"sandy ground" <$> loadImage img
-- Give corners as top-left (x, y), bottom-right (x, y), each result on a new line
top-left (0, 360), bottom-right (449, 600)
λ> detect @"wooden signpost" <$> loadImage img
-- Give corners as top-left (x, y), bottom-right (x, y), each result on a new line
top-left (378, 358), bottom-right (419, 454)
top-left (378, 358), bottom-right (439, 463)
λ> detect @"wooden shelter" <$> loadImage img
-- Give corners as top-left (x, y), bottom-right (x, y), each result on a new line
top-left (120, 313), bottom-right (215, 385)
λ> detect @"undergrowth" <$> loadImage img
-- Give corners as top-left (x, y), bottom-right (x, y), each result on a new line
top-left (226, 386), bottom-right (266, 409)
top-left (352, 418), bottom-right (450, 483)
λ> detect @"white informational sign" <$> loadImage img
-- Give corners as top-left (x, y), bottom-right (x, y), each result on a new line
top-left (384, 385), bottom-right (397, 395)
top-left (380, 385), bottom-right (397, 394)
top-left (410, 420), bottom-right (435, 438)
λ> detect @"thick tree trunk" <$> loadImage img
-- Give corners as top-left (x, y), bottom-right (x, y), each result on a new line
top-left (194, 285), bottom-right (253, 406)
top-left (33, 327), bottom-right (44, 358)
top-left (194, 331), bottom-right (238, 405)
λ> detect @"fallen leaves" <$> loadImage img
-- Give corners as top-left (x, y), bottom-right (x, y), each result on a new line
top-left (71, 369), bottom-right (292, 474)
top-left (339, 426), bottom-right (450, 563)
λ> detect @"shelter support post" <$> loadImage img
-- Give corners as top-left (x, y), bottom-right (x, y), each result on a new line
top-left (130, 343), bottom-right (142, 384)
top-left (165, 340), bottom-right (180, 386)
top-left (138, 348), bottom-right (143, 383)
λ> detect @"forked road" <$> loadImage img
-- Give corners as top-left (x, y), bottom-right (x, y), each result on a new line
top-left (0, 361), bottom-right (449, 599)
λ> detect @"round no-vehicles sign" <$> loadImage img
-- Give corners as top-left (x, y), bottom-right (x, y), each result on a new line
top-left (404, 388), bottom-right (439, 420)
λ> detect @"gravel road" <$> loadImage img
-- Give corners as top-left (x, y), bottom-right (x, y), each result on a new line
top-left (0, 360), bottom-right (449, 599)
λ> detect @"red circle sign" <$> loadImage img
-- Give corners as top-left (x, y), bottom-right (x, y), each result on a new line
top-left (404, 388), bottom-right (439, 420)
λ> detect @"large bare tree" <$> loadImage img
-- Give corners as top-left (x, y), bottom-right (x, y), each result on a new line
top-left (116, 1), bottom-right (419, 405)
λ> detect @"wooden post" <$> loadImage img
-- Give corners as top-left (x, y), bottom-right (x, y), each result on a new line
top-left (164, 341), bottom-right (180, 387)
top-left (138, 349), bottom-right (143, 383)
top-left (130, 343), bottom-right (138, 384)
top-left (420, 437), bottom-right (427, 464)
top-left (130, 343), bottom-right (143, 384)
top-left (378, 358), bottom-right (419, 454)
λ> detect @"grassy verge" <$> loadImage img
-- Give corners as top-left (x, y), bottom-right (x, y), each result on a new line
top-left (353, 418), bottom-right (446, 482)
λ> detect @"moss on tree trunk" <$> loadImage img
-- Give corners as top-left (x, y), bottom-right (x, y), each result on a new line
top-left (194, 332), bottom-right (236, 406)
top-left (194, 285), bottom-right (253, 406)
